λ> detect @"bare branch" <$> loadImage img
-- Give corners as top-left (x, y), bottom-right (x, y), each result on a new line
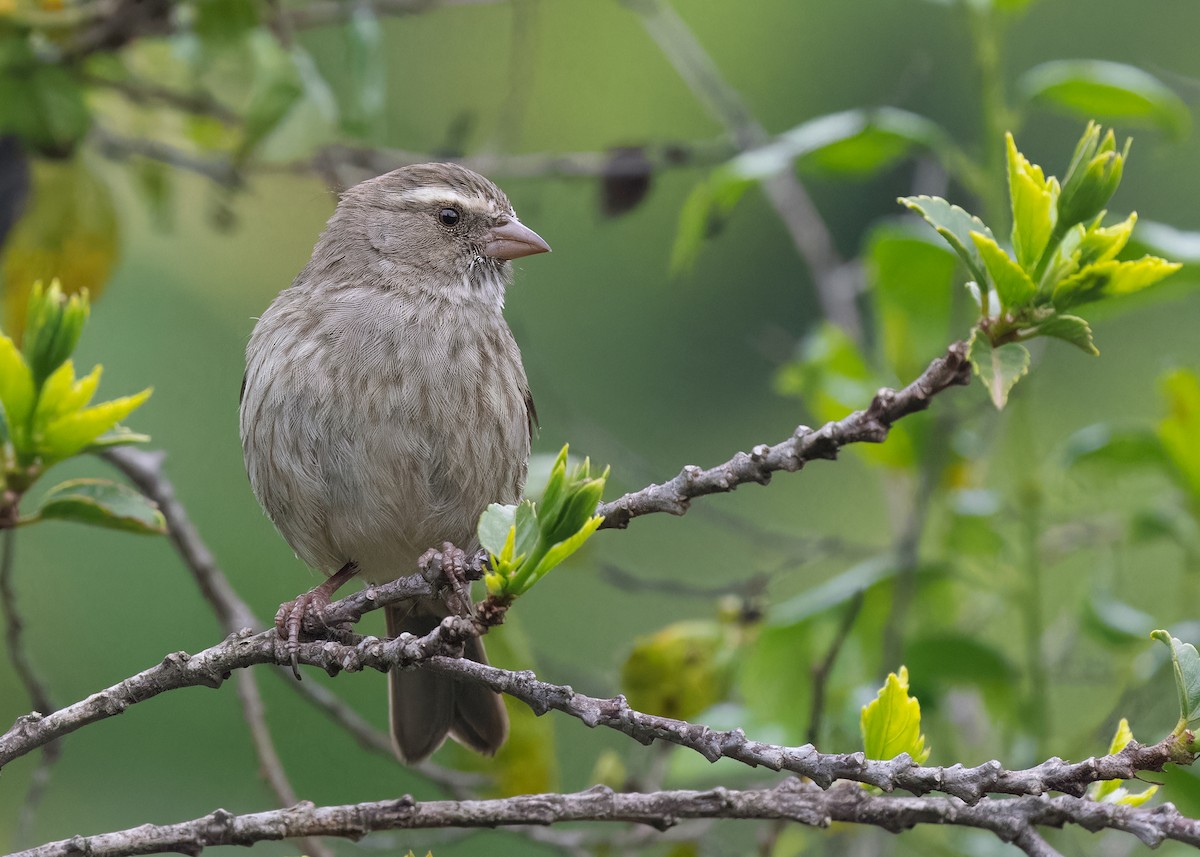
top-left (597, 340), bottom-right (973, 529)
top-left (12, 780), bottom-right (1200, 857)
top-left (1, 586), bottom-right (1191, 805)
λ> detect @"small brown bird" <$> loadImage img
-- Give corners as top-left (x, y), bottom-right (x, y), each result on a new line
top-left (239, 163), bottom-right (549, 763)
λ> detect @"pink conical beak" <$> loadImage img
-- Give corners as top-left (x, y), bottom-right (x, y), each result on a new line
top-left (484, 219), bottom-right (551, 261)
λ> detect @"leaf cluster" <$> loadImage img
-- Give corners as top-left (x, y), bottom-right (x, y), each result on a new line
top-left (0, 280), bottom-right (162, 533)
top-left (478, 445), bottom-right (607, 600)
top-left (903, 123), bottom-right (1180, 407)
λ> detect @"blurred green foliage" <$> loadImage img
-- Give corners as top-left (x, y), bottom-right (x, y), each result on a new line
top-left (1, 0), bottom-right (1199, 855)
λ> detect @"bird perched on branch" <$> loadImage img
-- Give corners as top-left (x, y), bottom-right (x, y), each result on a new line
top-left (239, 163), bottom-right (550, 762)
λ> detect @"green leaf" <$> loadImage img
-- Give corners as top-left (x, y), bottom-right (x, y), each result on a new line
top-left (30, 478), bottom-right (166, 534)
top-left (254, 47), bottom-right (339, 163)
top-left (340, 5), bottom-right (386, 138)
top-left (1062, 424), bottom-right (1166, 474)
top-left (1084, 593), bottom-right (1157, 646)
top-left (1078, 214), bottom-right (1137, 269)
top-left (1020, 61), bottom-right (1190, 138)
top-left (752, 108), bottom-right (954, 178)
top-left (1005, 132), bottom-right (1059, 272)
top-left (530, 515), bottom-right (603, 579)
top-left (40, 389), bottom-right (153, 462)
top-left (478, 502), bottom-right (517, 558)
top-left (193, 0), bottom-right (261, 43)
top-left (1151, 629), bottom-right (1200, 733)
top-left (237, 41), bottom-right (305, 161)
top-left (967, 332), bottom-right (1030, 409)
top-left (1053, 256), bottom-right (1182, 309)
top-left (670, 170), bottom-right (754, 274)
top-left (899, 195), bottom-right (994, 291)
top-left (861, 666), bottom-right (930, 763)
top-left (864, 223), bottom-right (958, 380)
top-left (970, 231), bottom-right (1036, 309)
top-left (1029, 313), bottom-right (1098, 356)
top-left (0, 42), bottom-right (90, 157)
top-left (0, 334), bottom-right (35, 435)
top-left (1057, 124), bottom-right (1130, 229)
top-left (19, 281), bottom-right (90, 389)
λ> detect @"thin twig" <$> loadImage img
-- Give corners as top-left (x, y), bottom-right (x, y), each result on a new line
top-left (596, 340), bottom-right (973, 529)
top-left (806, 592), bottom-right (865, 747)
top-left (233, 672), bottom-right (333, 857)
top-left (82, 74), bottom-right (240, 125)
top-left (90, 127), bottom-right (242, 189)
top-left (279, 0), bottom-right (504, 29)
top-left (0, 529), bottom-right (63, 848)
top-left (316, 137), bottom-right (734, 184)
top-left (13, 779), bottom-right (1200, 857)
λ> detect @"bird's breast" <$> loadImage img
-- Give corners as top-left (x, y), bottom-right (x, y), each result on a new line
top-left (241, 286), bottom-right (531, 582)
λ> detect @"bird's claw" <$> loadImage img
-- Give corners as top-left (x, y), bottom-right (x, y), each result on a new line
top-left (275, 587), bottom-right (334, 681)
top-left (419, 542), bottom-right (472, 617)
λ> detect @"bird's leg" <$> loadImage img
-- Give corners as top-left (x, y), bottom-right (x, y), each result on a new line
top-left (419, 542), bottom-right (472, 618)
top-left (275, 561), bottom-right (359, 680)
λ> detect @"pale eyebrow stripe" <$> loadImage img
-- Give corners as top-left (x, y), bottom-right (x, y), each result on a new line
top-left (391, 186), bottom-right (481, 209)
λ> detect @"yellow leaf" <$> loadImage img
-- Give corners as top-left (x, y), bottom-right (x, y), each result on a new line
top-left (32, 358), bottom-right (75, 425)
top-left (39, 388), bottom-right (151, 461)
top-left (1006, 132), bottom-right (1059, 271)
top-left (0, 334), bottom-right (35, 434)
top-left (971, 230), bottom-right (1036, 309)
top-left (861, 666), bottom-right (930, 763)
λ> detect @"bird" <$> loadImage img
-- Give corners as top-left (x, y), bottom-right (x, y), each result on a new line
top-left (239, 162), bottom-right (550, 763)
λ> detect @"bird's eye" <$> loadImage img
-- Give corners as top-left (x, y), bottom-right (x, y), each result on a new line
top-left (438, 207), bottom-right (461, 227)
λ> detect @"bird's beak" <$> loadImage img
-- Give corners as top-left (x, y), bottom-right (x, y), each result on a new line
top-left (484, 219), bottom-right (551, 261)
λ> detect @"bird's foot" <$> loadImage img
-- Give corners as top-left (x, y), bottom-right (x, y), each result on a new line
top-left (419, 542), bottom-right (472, 616)
top-left (275, 561), bottom-right (358, 680)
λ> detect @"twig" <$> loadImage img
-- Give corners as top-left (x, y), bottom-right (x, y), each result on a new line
top-left (597, 340), bottom-right (973, 529)
top-left (806, 592), bottom-right (864, 746)
top-left (316, 137), bottom-right (734, 184)
top-left (0, 529), bottom-right (63, 848)
top-left (233, 672), bottom-right (333, 857)
top-left (620, 0), bottom-right (859, 340)
top-left (279, 0), bottom-right (504, 29)
top-left (83, 74), bottom-right (241, 125)
top-left (13, 778), bottom-right (1200, 857)
top-left (1, 592), bottom-right (1192, 803)
top-left (90, 127), bottom-right (242, 189)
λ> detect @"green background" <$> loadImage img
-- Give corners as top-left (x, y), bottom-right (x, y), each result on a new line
top-left (1, 0), bottom-right (1199, 854)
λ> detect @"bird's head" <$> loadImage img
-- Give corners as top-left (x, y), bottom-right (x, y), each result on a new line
top-left (330, 162), bottom-right (550, 307)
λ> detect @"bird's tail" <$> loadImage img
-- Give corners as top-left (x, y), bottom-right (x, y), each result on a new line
top-left (386, 600), bottom-right (508, 764)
